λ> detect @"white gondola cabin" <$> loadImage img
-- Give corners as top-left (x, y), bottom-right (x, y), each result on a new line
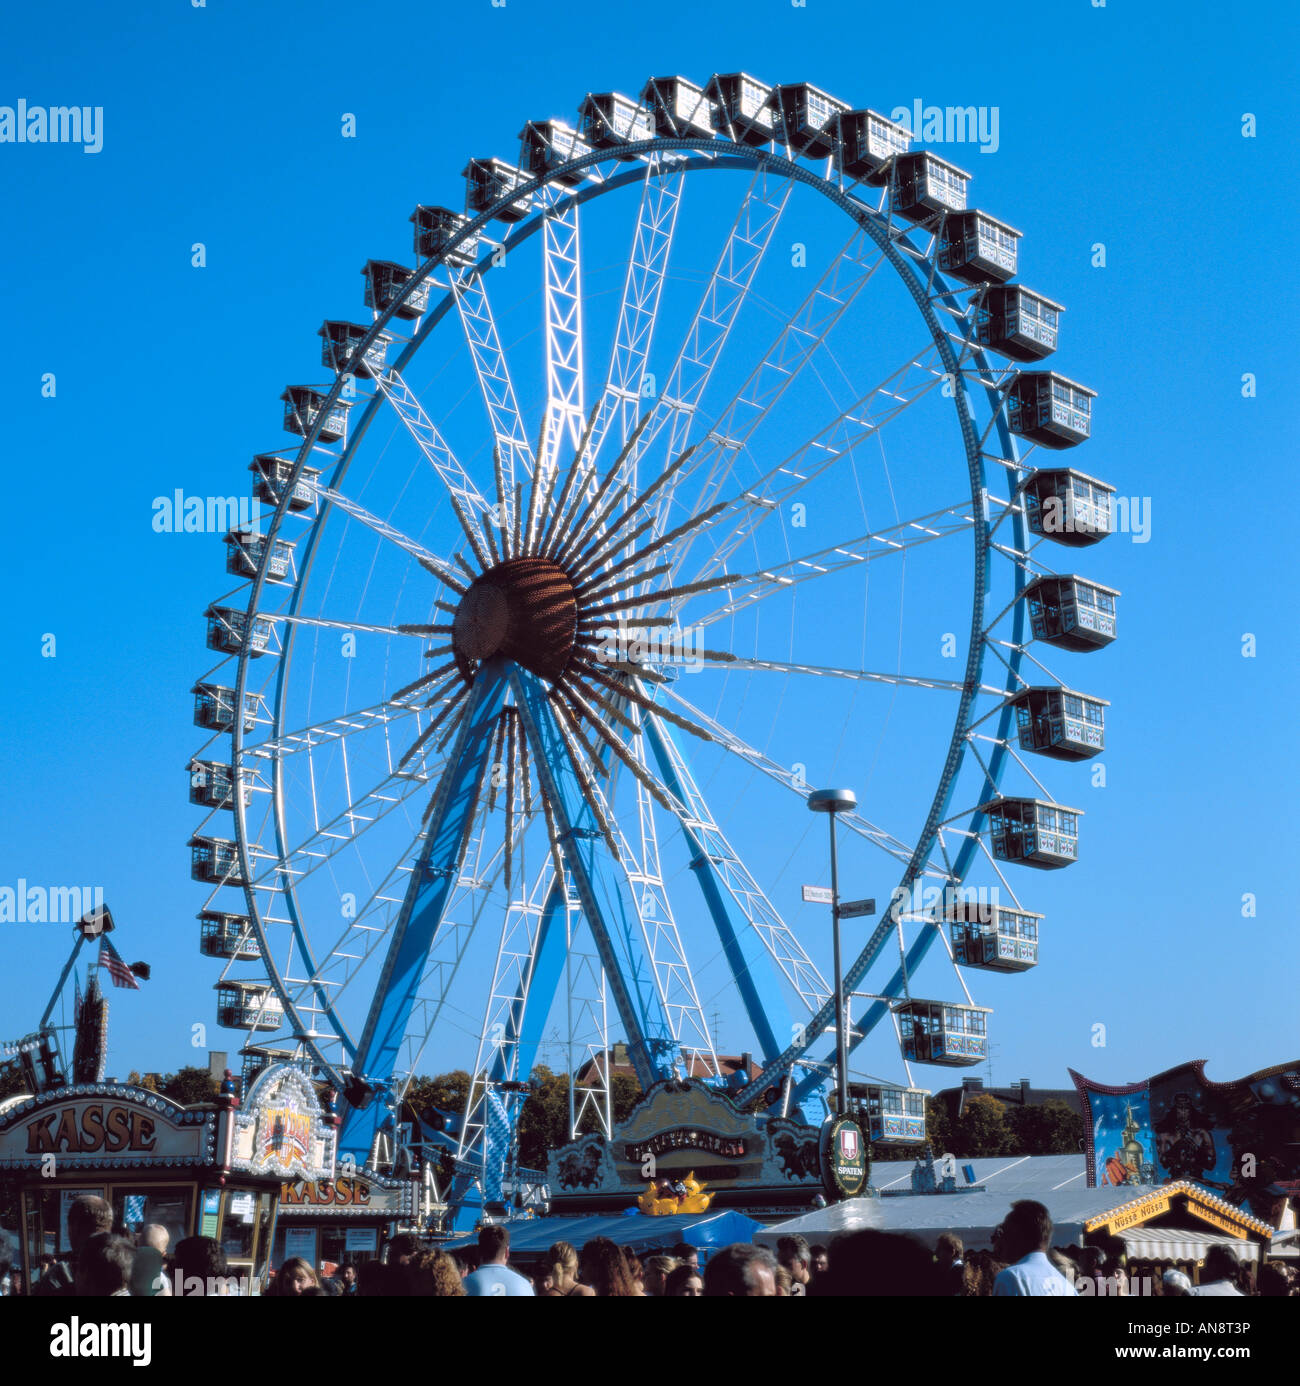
top-left (518, 120), bottom-right (593, 184)
top-left (205, 605), bottom-right (273, 658)
top-left (1023, 573), bottom-right (1119, 650)
top-left (977, 285), bottom-right (1062, 361)
top-left (199, 910), bottom-right (262, 961)
top-left (319, 321), bottom-right (390, 380)
top-left (894, 999), bottom-right (990, 1067)
top-left (188, 759), bottom-right (249, 811)
top-left (948, 900), bottom-right (1042, 973)
top-left (1009, 686), bottom-right (1107, 761)
top-left (937, 210), bottom-right (1020, 284)
top-left (1020, 468), bottom-right (1115, 547)
top-left (192, 682), bottom-right (260, 734)
top-left (463, 158), bottom-right (532, 222)
top-left (224, 529), bottom-right (295, 583)
top-left (890, 151), bottom-right (970, 222)
top-left (281, 387), bottom-right (350, 444)
top-left (640, 76), bottom-right (717, 139)
top-left (707, 73), bottom-right (780, 146)
top-left (835, 109), bottom-right (911, 184)
top-left (861, 1084), bottom-right (928, 1145)
top-left (1008, 371), bottom-right (1095, 448)
top-left (983, 797), bottom-right (1081, 870)
top-left (774, 83), bottom-right (850, 159)
top-left (250, 455), bottom-right (319, 513)
top-left (578, 92), bottom-right (652, 150)
top-left (215, 981), bottom-right (282, 1032)
top-left (362, 259), bottom-right (431, 320)
top-left (189, 835), bottom-right (244, 887)
top-left (411, 205), bottom-right (480, 266)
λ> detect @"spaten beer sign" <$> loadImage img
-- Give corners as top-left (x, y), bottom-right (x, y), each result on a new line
top-left (820, 1114), bottom-right (868, 1200)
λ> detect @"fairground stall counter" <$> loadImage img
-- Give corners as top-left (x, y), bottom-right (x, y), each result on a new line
top-left (0, 1062), bottom-right (335, 1291)
top-left (270, 1168), bottom-right (417, 1271)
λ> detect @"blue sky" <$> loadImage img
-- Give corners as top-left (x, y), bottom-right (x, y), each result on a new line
top-left (2, 0), bottom-right (1297, 1102)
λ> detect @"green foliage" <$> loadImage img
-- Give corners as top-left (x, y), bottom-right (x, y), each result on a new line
top-left (954, 1093), bottom-right (1011, 1157)
top-left (1004, 1098), bottom-right (1083, 1156)
top-left (158, 1066), bottom-right (218, 1106)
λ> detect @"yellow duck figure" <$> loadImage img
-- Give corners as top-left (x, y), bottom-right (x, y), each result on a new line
top-left (676, 1172), bottom-right (712, 1215)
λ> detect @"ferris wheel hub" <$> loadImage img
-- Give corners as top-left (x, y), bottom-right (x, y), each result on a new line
top-left (452, 557), bottom-right (577, 683)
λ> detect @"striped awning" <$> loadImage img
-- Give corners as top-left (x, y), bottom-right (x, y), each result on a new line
top-left (1118, 1226), bottom-right (1260, 1263)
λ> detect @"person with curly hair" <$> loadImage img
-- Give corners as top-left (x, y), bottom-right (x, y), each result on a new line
top-left (578, 1237), bottom-right (639, 1296)
top-left (407, 1248), bottom-right (466, 1296)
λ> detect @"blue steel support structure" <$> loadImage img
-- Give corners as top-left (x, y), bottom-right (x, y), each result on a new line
top-left (338, 660), bottom-right (510, 1161)
top-left (508, 665), bottom-right (679, 1090)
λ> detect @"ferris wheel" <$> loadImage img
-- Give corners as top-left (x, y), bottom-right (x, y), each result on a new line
top-left (187, 74), bottom-right (1117, 1189)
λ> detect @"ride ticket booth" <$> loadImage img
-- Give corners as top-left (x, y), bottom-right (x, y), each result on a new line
top-left (0, 1062), bottom-right (334, 1293)
top-left (270, 1168), bottom-right (416, 1272)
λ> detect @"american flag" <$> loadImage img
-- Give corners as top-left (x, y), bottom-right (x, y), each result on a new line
top-left (98, 937), bottom-right (140, 990)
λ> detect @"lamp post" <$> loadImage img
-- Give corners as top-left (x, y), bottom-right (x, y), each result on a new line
top-left (807, 787), bottom-right (856, 1120)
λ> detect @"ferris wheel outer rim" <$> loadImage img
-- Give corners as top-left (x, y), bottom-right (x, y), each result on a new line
top-left (220, 130), bottom-right (1034, 1097)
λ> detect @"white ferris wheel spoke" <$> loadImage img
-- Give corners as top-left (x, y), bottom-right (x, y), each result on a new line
top-left (371, 363), bottom-right (497, 565)
top-left (585, 156), bottom-right (685, 472)
top-left (690, 500), bottom-right (977, 629)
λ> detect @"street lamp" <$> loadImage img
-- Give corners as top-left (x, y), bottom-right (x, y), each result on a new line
top-left (807, 787), bottom-right (856, 1121)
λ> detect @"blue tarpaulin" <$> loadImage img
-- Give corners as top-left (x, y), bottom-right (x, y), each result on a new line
top-left (444, 1209), bottom-right (764, 1259)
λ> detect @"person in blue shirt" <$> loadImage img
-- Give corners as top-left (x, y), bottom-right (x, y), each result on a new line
top-left (992, 1200), bottom-right (1077, 1297)
top-left (463, 1225), bottom-right (535, 1297)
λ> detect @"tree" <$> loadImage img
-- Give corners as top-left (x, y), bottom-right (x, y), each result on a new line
top-left (159, 1067), bottom-right (218, 1106)
top-left (1005, 1099), bottom-right (1083, 1156)
top-left (924, 1096), bottom-right (954, 1158)
top-left (954, 1093), bottom-right (1011, 1157)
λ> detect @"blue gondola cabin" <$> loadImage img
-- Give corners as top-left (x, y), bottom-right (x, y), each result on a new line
top-left (224, 530), bottom-right (294, 583)
top-left (707, 73), bottom-right (780, 146)
top-left (640, 76), bottom-right (717, 139)
top-left (281, 387), bottom-right (349, 444)
top-left (894, 999), bottom-right (990, 1067)
top-left (1023, 573), bottom-right (1119, 650)
top-left (835, 109), bottom-right (911, 184)
top-left (215, 981), bottom-right (282, 1033)
top-left (937, 210), bottom-right (1020, 284)
top-left (189, 836), bottom-right (245, 887)
top-left (410, 205), bottom-right (480, 267)
top-left (861, 1084), bottom-right (928, 1145)
top-left (192, 682), bottom-right (260, 734)
top-left (890, 151), bottom-right (970, 222)
top-left (518, 121), bottom-right (593, 185)
top-left (319, 321), bottom-right (390, 380)
top-left (199, 910), bottom-right (262, 961)
top-left (976, 285), bottom-right (1062, 361)
top-left (250, 455), bottom-right (318, 513)
top-left (774, 83), bottom-right (850, 159)
top-left (947, 900), bottom-right (1042, 972)
top-left (1009, 686), bottom-right (1107, 761)
top-left (1008, 371), bottom-right (1095, 448)
top-left (578, 93), bottom-right (652, 149)
top-left (362, 259), bottom-right (431, 319)
top-left (1020, 468), bottom-right (1115, 547)
top-left (205, 605), bottom-right (273, 658)
top-left (983, 797), bottom-right (1081, 870)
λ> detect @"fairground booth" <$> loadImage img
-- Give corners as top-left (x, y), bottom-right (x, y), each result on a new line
top-left (0, 1062), bottom-right (335, 1291)
top-left (270, 1167), bottom-right (416, 1271)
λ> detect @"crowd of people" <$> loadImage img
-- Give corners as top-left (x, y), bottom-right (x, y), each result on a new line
top-left (6, 1194), bottom-right (1296, 1298)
